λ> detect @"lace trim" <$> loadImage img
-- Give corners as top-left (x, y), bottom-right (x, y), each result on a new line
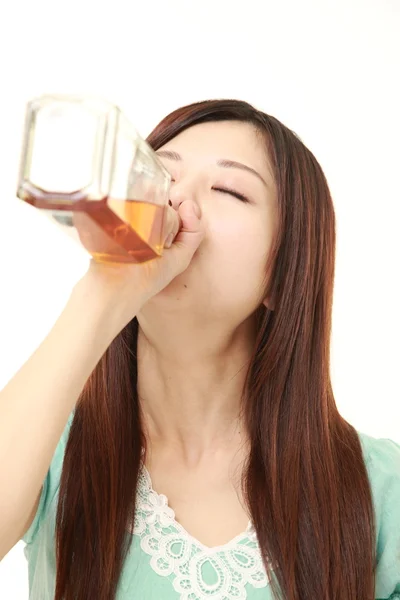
top-left (126, 459), bottom-right (273, 599)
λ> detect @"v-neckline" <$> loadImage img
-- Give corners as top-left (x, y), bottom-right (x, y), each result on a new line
top-left (139, 460), bottom-right (254, 552)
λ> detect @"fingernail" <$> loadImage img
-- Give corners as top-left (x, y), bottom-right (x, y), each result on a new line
top-left (165, 233), bottom-right (174, 248)
top-left (192, 202), bottom-right (201, 219)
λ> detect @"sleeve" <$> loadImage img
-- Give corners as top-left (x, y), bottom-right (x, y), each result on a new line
top-left (364, 434), bottom-right (400, 600)
top-left (22, 409), bottom-right (76, 545)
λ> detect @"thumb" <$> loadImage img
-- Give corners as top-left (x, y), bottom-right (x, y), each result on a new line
top-left (169, 199), bottom-right (205, 257)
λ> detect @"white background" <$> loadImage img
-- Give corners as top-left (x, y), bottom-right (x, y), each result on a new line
top-left (0, 0), bottom-right (399, 597)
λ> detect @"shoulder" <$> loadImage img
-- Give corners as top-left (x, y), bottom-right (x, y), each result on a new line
top-left (52, 409), bottom-right (76, 469)
top-left (357, 430), bottom-right (400, 487)
top-left (357, 430), bottom-right (400, 599)
top-left (357, 430), bottom-right (400, 518)
top-left (22, 409), bottom-right (76, 545)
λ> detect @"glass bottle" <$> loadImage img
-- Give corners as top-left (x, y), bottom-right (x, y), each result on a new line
top-left (16, 95), bottom-right (172, 264)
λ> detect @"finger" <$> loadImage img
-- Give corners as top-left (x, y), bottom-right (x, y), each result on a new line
top-left (167, 200), bottom-right (204, 255)
top-left (163, 205), bottom-right (181, 247)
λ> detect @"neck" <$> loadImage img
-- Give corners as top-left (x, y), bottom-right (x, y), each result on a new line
top-left (136, 313), bottom-right (256, 466)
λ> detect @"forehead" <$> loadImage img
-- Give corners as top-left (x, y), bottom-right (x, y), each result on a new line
top-left (159, 121), bottom-right (270, 176)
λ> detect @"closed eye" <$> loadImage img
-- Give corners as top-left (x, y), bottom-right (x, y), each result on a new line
top-left (213, 187), bottom-right (250, 203)
top-left (170, 180), bottom-right (250, 203)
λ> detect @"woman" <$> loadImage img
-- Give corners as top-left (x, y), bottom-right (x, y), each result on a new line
top-left (2, 99), bottom-right (399, 599)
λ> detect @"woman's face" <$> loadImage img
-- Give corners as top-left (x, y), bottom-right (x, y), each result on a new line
top-left (146, 120), bottom-right (278, 323)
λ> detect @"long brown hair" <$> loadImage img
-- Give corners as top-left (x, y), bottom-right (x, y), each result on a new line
top-left (54, 99), bottom-right (377, 599)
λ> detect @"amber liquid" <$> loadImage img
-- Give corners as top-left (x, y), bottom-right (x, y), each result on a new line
top-left (20, 193), bottom-right (167, 264)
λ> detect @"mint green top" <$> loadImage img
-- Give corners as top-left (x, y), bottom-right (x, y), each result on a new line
top-left (23, 411), bottom-right (400, 599)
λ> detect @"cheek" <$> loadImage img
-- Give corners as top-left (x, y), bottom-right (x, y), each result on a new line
top-left (208, 212), bottom-right (260, 241)
top-left (207, 217), bottom-right (268, 286)
top-left (209, 214), bottom-right (267, 256)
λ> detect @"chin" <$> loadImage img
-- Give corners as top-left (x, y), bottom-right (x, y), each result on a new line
top-left (151, 276), bottom-right (205, 310)
top-left (150, 274), bottom-right (189, 300)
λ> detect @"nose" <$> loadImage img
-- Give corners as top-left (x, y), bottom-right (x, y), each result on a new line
top-left (168, 176), bottom-right (199, 212)
top-left (168, 197), bottom-right (183, 212)
top-left (168, 188), bottom-right (187, 211)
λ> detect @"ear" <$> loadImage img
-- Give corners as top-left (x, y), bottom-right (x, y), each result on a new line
top-left (262, 296), bottom-right (275, 311)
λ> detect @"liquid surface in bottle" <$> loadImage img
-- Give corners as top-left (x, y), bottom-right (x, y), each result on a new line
top-left (22, 194), bottom-right (167, 264)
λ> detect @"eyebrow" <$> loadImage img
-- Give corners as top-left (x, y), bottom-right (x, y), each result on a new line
top-left (155, 150), bottom-right (268, 188)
